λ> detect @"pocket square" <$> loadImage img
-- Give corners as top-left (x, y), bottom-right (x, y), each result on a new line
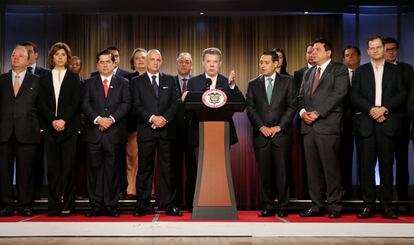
top-left (162, 86), bottom-right (169, 89)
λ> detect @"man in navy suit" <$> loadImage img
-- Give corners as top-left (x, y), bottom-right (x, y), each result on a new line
top-left (0, 45), bottom-right (40, 217)
top-left (246, 50), bottom-right (297, 217)
top-left (131, 49), bottom-right (181, 216)
top-left (186, 47), bottom-right (241, 145)
top-left (82, 49), bottom-right (131, 217)
top-left (352, 36), bottom-right (405, 219)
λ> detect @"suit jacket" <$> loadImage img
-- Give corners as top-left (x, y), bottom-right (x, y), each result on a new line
top-left (38, 70), bottom-right (82, 141)
top-left (131, 72), bottom-right (179, 142)
top-left (404, 63), bottom-right (414, 139)
top-left (186, 73), bottom-right (241, 145)
top-left (34, 65), bottom-right (50, 78)
top-left (82, 75), bottom-right (131, 144)
top-left (0, 71), bottom-right (40, 144)
top-left (351, 61), bottom-right (405, 137)
top-left (90, 68), bottom-right (129, 79)
top-left (125, 71), bottom-right (140, 81)
top-left (246, 74), bottom-right (297, 148)
top-left (297, 60), bottom-right (349, 135)
top-left (293, 66), bottom-right (309, 95)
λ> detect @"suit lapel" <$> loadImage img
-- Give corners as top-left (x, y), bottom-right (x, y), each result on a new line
top-left (314, 61), bottom-right (333, 92)
top-left (382, 62), bottom-right (391, 91)
top-left (16, 73), bottom-right (32, 98)
top-left (175, 76), bottom-right (182, 96)
top-left (107, 75), bottom-right (117, 101)
top-left (158, 73), bottom-right (167, 98)
top-left (144, 73), bottom-right (157, 99)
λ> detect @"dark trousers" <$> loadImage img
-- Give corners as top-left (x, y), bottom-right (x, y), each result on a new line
top-left (86, 135), bottom-right (121, 211)
top-left (255, 141), bottom-right (290, 210)
top-left (136, 138), bottom-right (175, 210)
top-left (395, 120), bottom-right (410, 200)
top-left (0, 135), bottom-right (38, 209)
top-left (173, 140), bottom-right (197, 209)
top-left (357, 124), bottom-right (397, 209)
top-left (44, 133), bottom-right (77, 212)
top-left (303, 130), bottom-right (342, 212)
top-left (341, 113), bottom-right (356, 199)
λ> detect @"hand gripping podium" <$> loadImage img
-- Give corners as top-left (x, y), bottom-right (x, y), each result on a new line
top-left (185, 90), bottom-right (245, 220)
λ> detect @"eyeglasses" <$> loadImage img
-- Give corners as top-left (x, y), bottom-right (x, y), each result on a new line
top-left (385, 48), bottom-right (398, 53)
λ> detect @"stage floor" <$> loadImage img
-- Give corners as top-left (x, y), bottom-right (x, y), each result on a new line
top-left (1, 211), bottom-right (414, 237)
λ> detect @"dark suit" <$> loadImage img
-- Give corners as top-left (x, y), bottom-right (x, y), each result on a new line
top-left (297, 60), bottom-right (349, 212)
top-left (186, 73), bottom-right (240, 145)
top-left (351, 62), bottom-right (405, 209)
top-left (38, 70), bottom-right (82, 213)
top-left (33, 65), bottom-right (50, 78)
top-left (90, 68), bottom-right (129, 79)
top-left (82, 75), bottom-right (131, 212)
top-left (0, 71), bottom-right (40, 211)
top-left (131, 72), bottom-right (179, 210)
top-left (30, 64), bottom-right (50, 199)
top-left (246, 73), bottom-right (297, 211)
top-left (293, 66), bottom-right (309, 95)
top-left (394, 62), bottom-right (414, 200)
top-left (172, 75), bottom-right (197, 209)
top-left (292, 66), bottom-right (311, 198)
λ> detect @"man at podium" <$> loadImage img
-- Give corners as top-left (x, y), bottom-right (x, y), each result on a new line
top-left (186, 47), bottom-right (240, 145)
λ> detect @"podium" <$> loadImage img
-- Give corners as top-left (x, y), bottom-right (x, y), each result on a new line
top-left (185, 91), bottom-right (245, 220)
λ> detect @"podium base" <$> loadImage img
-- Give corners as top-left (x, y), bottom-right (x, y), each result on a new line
top-left (192, 206), bottom-right (238, 220)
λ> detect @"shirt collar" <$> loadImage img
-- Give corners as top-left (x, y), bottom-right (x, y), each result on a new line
top-left (317, 59), bottom-right (331, 71)
top-left (265, 72), bottom-right (276, 82)
top-left (100, 74), bottom-right (113, 84)
top-left (12, 70), bottom-right (27, 79)
top-left (147, 72), bottom-right (159, 81)
top-left (205, 73), bottom-right (218, 82)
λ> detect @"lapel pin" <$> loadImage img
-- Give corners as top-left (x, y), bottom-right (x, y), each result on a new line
top-left (110, 86), bottom-right (113, 88)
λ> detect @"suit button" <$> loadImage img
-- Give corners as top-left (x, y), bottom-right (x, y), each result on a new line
top-left (104, 108), bottom-right (108, 111)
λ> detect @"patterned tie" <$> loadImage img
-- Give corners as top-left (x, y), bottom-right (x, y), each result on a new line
top-left (311, 67), bottom-right (321, 95)
top-left (266, 77), bottom-right (273, 104)
top-left (103, 79), bottom-right (109, 97)
top-left (152, 75), bottom-right (159, 97)
top-left (14, 75), bottom-right (21, 97)
top-left (182, 78), bottom-right (187, 93)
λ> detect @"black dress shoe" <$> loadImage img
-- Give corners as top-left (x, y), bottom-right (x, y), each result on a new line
top-left (106, 209), bottom-right (120, 217)
top-left (85, 209), bottom-right (103, 217)
top-left (328, 211), bottom-right (341, 218)
top-left (48, 211), bottom-right (61, 217)
top-left (0, 207), bottom-right (14, 217)
top-left (258, 209), bottom-right (276, 217)
top-left (382, 208), bottom-right (397, 219)
top-left (166, 206), bottom-right (182, 216)
top-left (18, 208), bottom-right (33, 217)
top-left (299, 209), bottom-right (324, 217)
top-left (278, 209), bottom-right (288, 218)
top-left (357, 207), bottom-right (375, 219)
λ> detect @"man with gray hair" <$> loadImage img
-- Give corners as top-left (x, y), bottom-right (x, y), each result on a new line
top-left (131, 49), bottom-right (181, 216)
top-left (0, 45), bottom-right (41, 217)
top-left (173, 52), bottom-right (197, 211)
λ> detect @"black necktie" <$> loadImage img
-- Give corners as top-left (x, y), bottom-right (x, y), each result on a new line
top-left (152, 75), bottom-right (159, 97)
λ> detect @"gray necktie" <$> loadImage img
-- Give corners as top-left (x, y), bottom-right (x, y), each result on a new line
top-left (266, 77), bottom-right (273, 104)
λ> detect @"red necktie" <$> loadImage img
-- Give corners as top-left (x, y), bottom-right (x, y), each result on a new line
top-left (182, 78), bottom-right (187, 93)
top-left (311, 67), bottom-right (321, 95)
top-left (103, 79), bottom-right (109, 97)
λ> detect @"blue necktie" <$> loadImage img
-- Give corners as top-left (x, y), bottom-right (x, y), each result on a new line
top-left (266, 77), bottom-right (273, 104)
top-left (152, 75), bottom-right (159, 97)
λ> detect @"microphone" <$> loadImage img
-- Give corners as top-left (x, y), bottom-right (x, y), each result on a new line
top-left (205, 78), bottom-right (212, 90)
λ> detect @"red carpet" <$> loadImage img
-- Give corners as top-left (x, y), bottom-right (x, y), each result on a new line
top-left (1, 211), bottom-right (413, 223)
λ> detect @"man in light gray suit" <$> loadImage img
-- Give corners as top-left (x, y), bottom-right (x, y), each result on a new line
top-left (297, 38), bottom-right (349, 218)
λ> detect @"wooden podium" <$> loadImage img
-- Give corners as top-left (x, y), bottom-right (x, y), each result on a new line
top-left (185, 91), bottom-right (245, 220)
